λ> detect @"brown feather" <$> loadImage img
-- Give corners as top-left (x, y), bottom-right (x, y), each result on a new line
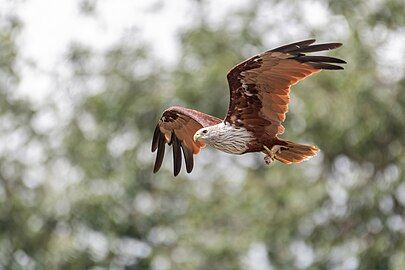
top-left (225, 40), bottom-right (344, 141)
top-left (274, 141), bottom-right (319, 164)
top-left (152, 106), bottom-right (221, 176)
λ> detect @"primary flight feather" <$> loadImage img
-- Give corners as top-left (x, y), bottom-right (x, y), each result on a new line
top-left (152, 39), bottom-right (346, 176)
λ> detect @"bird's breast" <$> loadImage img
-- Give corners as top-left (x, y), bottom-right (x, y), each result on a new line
top-left (207, 124), bottom-right (255, 154)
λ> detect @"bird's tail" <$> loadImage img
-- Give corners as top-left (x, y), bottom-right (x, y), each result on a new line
top-left (275, 140), bottom-right (319, 164)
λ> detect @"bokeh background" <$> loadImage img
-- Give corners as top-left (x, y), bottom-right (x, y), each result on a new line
top-left (1, 0), bottom-right (405, 269)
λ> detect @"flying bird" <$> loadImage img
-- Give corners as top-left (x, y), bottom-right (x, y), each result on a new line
top-left (152, 39), bottom-right (345, 176)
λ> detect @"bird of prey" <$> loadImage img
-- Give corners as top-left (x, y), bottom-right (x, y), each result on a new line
top-left (152, 39), bottom-right (345, 176)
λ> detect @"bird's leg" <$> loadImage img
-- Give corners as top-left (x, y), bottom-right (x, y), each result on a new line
top-left (263, 145), bottom-right (284, 164)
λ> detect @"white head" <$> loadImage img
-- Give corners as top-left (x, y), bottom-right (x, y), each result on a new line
top-left (192, 122), bottom-right (254, 154)
top-left (193, 125), bottom-right (222, 144)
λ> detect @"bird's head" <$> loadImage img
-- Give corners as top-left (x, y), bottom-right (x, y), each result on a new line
top-left (193, 127), bottom-right (210, 142)
top-left (193, 126), bottom-right (220, 143)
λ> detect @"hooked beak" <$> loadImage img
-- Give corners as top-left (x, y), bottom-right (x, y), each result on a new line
top-left (193, 132), bottom-right (202, 142)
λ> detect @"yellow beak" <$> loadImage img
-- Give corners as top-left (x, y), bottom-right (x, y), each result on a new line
top-left (193, 132), bottom-right (202, 142)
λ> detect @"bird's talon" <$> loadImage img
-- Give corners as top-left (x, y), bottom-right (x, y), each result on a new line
top-left (264, 155), bottom-right (274, 164)
top-left (263, 145), bottom-right (286, 165)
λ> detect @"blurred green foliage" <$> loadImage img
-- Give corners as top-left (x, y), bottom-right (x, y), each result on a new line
top-left (1, 0), bottom-right (404, 269)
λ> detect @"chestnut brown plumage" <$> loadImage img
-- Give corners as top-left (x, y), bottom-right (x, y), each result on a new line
top-left (152, 106), bottom-right (221, 176)
top-left (152, 39), bottom-right (346, 176)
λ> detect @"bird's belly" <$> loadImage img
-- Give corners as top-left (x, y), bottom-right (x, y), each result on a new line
top-left (211, 142), bottom-right (247, 154)
top-left (208, 126), bottom-right (255, 154)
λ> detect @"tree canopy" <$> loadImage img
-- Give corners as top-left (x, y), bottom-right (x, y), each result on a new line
top-left (0, 0), bottom-right (404, 269)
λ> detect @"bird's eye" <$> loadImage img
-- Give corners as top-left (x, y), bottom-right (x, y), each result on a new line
top-left (202, 130), bottom-right (208, 134)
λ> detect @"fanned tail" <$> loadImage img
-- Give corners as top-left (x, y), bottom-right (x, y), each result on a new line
top-left (275, 140), bottom-right (319, 164)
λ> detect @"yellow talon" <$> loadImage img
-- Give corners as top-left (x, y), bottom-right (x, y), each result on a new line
top-left (263, 145), bottom-right (283, 164)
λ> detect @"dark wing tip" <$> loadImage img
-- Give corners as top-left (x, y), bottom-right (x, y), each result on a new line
top-left (153, 132), bottom-right (166, 173)
top-left (291, 42), bottom-right (343, 54)
top-left (172, 133), bottom-right (182, 177)
top-left (309, 62), bottom-right (344, 70)
top-left (294, 55), bottom-right (346, 64)
top-left (270, 40), bottom-right (343, 57)
top-left (270, 39), bottom-right (316, 53)
top-left (180, 142), bottom-right (194, 173)
top-left (284, 41), bottom-right (345, 70)
top-left (293, 55), bottom-right (346, 70)
top-left (151, 124), bottom-right (160, 152)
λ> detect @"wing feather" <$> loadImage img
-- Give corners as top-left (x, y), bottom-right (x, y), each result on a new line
top-left (180, 142), bottom-right (194, 173)
top-left (286, 42), bottom-right (342, 53)
top-left (225, 39), bottom-right (345, 139)
top-left (151, 125), bottom-right (160, 152)
top-left (172, 133), bottom-right (182, 177)
top-left (152, 106), bottom-right (221, 176)
top-left (270, 39), bottom-right (316, 53)
top-left (153, 131), bottom-right (166, 173)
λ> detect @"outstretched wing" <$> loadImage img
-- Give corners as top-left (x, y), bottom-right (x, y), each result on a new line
top-left (152, 106), bottom-right (222, 176)
top-left (225, 39), bottom-right (345, 139)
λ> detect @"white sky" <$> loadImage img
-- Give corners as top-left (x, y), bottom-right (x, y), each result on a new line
top-left (2, 0), bottom-right (403, 104)
top-left (13, 0), bottom-right (188, 102)
top-left (2, 0), bottom-right (252, 103)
